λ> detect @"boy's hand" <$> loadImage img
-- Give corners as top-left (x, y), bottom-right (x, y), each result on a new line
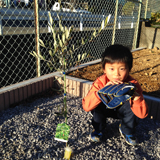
top-left (132, 91), bottom-right (140, 101)
top-left (105, 81), bottom-right (123, 86)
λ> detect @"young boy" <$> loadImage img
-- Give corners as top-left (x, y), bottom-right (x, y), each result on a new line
top-left (82, 44), bottom-right (148, 145)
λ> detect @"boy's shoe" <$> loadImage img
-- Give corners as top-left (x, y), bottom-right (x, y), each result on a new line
top-left (90, 130), bottom-right (103, 142)
top-left (119, 124), bottom-right (137, 146)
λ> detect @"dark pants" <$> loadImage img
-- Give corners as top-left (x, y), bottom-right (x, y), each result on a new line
top-left (91, 101), bottom-right (139, 135)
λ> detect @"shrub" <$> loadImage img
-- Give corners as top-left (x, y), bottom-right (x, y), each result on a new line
top-left (150, 12), bottom-right (160, 25)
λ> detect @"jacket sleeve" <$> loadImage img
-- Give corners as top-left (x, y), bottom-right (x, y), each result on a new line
top-left (129, 80), bottom-right (148, 119)
top-left (82, 77), bottom-right (105, 112)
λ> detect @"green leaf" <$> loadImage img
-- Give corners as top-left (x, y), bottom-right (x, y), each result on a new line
top-left (29, 51), bottom-right (37, 58)
top-left (59, 19), bottom-right (64, 32)
top-left (59, 39), bottom-right (63, 48)
top-left (78, 54), bottom-right (81, 61)
top-left (39, 39), bottom-right (46, 48)
top-left (54, 41), bottom-right (57, 49)
top-left (58, 34), bottom-right (63, 48)
top-left (49, 50), bottom-right (52, 57)
top-left (98, 21), bottom-right (103, 33)
top-left (33, 51), bottom-right (38, 57)
top-left (69, 25), bottom-right (73, 33)
top-left (47, 62), bottom-right (53, 71)
top-left (81, 53), bottom-right (87, 60)
top-left (52, 29), bottom-right (56, 41)
top-left (81, 38), bottom-right (85, 45)
top-left (49, 42), bottom-right (51, 48)
top-left (65, 26), bottom-right (69, 39)
top-left (62, 33), bottom-right (65, 44)
top-left (39, 54), bottom-right (45, 60)
top-left (105, 17), bottom-right (108, 27)
top-left (48, 12), bottom-right (53, 25)
top-left (69, 49), bottom-right (73, 55)
top-left (72, 45), bottom-right (74, 50)
top-left (93, 29), bottom-right (96, 37)
top-left (59, 59), bottom-right (63, 65)
top-left (105, 14), bottom-right (111, 27)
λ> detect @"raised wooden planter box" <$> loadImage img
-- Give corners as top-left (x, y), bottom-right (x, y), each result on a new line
top-left (0, 49), bottom-right (160, 121)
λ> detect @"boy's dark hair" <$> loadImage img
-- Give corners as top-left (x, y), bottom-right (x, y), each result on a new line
top-left (101, 44), bottom-right (133, 71)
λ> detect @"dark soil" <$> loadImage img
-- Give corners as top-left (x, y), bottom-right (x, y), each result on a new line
top-left (68, 47), bottom-right (160, 98)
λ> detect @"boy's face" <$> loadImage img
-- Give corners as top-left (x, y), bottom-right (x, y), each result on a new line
top-left (103, 62), bottom-right (129, 83)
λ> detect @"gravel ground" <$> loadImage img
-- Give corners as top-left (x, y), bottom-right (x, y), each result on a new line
top-left (0, 94), bottom-right (160, 160)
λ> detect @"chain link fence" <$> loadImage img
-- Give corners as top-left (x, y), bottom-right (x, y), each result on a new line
top-left (141, 0), bottom-right (160, 19)
top-left (0, 0), bottom-right (158, 88)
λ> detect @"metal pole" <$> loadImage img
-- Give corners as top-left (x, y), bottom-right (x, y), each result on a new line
top-left (112, 0), bottom-right (119, 45)
top-left (131, 17), bottom-right (134, 29)
top-left (47, 11), bottom-right (51, 33)
top-left (80, 13), bottom-right (83, 31)
top-left (132, 0), bottom-right (142, 49)
top-left (102, 15), bottom-right (105, 29)
top-left (0, 11), bottom-right (3, 36)
top-left (118, 16), bottom-right (121, 29)
top-left (34, 0), bottom-right (40, 77)
top-left (144, 0), bottom-right (148, 19)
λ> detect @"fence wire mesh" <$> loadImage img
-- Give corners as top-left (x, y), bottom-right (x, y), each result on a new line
top-left (141, 0), bottom-right (160, 19)
top-left (0, 0), bottom-right (158, 88)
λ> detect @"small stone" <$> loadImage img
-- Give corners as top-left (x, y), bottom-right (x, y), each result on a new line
top-left (149, 72), bottom-right (153, 76)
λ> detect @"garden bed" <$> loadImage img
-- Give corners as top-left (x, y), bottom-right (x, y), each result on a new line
top-left (0, 94), bottom-right (160, 159)
top-left (68, 47), bottom-right (160, 98)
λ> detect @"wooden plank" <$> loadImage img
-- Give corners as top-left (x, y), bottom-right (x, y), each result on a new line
top-left (85, 83), bottom-right (90, 98)
top-left (72, 80), bottom-right (77, 96)
top-left (27, 84), bottom-right (32, 98)
top-left (35, 81), bottom-right (39, 94)
top-left (68, 79), bottom-right (73, 95)
top-left (82, 83), bottom-right (86, 98)
top-left (4, 91), bottom-right (10, 109)
top-left (0, 93), bottom-right (5, 111)
top-left (66, 78), bottom-right (69, 93)
top-left (39, 80), bottom-right (43, 93)
top-left (19, 87), bottom-right (24, 102)
top-left (49, 77), bottom-right (53, 88)
top-left (23, 85), bottom-right (28, 100)
top-left (76, 81), bottom-right (81, 97)
top-left (46, 78), bottom-right (49, 90)
top-left (31, 83), bottom-right (35, 96)
top-left (79, 82), bottom-right (83, 98)
top-left (14, 89), bottom-right (19, 104)
top-left (9, 90), bottom-right (15, 106)
top-left (42, 79), bottom-right (46, 92)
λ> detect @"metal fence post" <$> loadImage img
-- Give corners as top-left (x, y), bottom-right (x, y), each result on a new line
top-left (131, 17), bottom-right (134, 28)
top-left (112, 0), bottom-right (119, 45)
top-left (132, 0), bottom-right (142, 49)
top-left (48, 11), bottom-right (51, 33)
top-left (144, 0), bottom-right (149, 19)
top-left (102, 15), bottom-right (105, 29)
top-left (0, 11), bottom-right (3, 36)
top-left (80, 13), bottom-right (83, 31)
top-left (34, 0), bottom-right (41, 77)
top-left (6, 0), bottom-right (10, 7)
top-left (118, 16), bottom-right (121, 29)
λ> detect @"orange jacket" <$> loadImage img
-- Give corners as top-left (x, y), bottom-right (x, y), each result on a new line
top-left (82, 74), bottom-right (148, 119)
